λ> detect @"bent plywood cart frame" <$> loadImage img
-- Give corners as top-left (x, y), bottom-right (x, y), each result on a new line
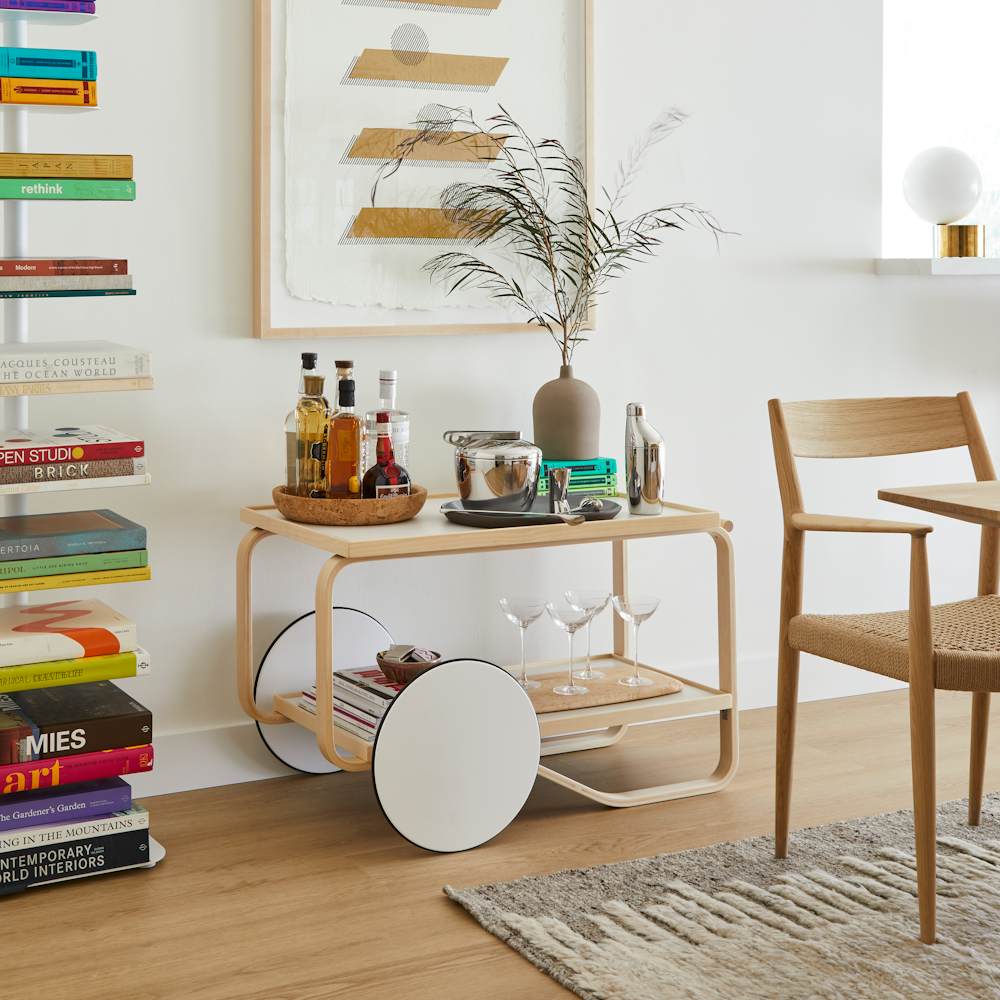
top-left (235, 498), bottom-right (738, 807)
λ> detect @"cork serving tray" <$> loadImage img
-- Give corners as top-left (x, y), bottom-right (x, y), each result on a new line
top-left (529, 662), bottom-right (683, 714)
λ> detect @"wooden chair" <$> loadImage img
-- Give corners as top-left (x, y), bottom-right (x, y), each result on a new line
top-left (769, 393), bottom-right (999, 945)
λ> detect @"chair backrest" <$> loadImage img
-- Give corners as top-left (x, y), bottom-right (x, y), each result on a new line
top-left (768, 393), bottom-right (996, 517)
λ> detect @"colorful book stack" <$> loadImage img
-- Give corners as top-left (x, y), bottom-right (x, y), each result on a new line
top-left (538, 458), bottom-right (619, 499)
top-left (0, 426), bottom-right (147, 496)
top-left (0, 509), bottom-right (148, 594)
top-left (0, 600), bottom-right (152, 893)
top-left (298, 667), bottom-right (403, 743)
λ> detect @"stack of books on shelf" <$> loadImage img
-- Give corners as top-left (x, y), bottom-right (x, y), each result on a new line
top-left (0, 598), bottom-right (152, 894)
top-left (0, 40), bottom-right (96, 107)
top-left (298, 667), bottom-right (403, 743)
top-left (538, 458), bottom-right (619, 499)
top-left (0, 426), bottom-right (147, 495)
top-left (0, 340), bottom-right (151, 396)
top-left (0, 509), bottom-right (148, 594)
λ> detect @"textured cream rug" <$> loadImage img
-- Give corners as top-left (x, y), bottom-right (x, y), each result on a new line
top-left (445, 796), bottom-right (1000, 999)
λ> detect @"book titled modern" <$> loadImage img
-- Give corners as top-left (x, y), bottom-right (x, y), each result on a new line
top-left (0, 179), bottom-right (133, 200)
top-left (0, 509), bottom-right (146, 559)
top-left (0, 648), bottom-right (150, 693)
top-left (0, 258), bottom-right (127, 277)
top-left (0, 154), bottom-right (131, 179)
top-left (0, 777), bottom-right (131, 832)
top-left (0, 598), bottom-right (136, 667)
top-left (0, 341), bottom-right (150, 384)
top-left (0, 745), bottom-right (153, 795)
top-left (0, 48), bottom-right (97, 81)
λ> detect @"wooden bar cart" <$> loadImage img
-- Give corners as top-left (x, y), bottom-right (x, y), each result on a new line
top-left (236, 497), bottom-right (738, 820)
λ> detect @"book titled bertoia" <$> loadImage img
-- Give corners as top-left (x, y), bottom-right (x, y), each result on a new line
top-left (0, 341), bottom-right (150, 384)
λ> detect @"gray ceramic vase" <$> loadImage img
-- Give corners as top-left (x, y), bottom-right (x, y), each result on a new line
top-left (532, 365), bottom-right (601, 460)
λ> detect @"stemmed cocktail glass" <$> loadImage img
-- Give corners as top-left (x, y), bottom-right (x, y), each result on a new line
top-left (611, 594), bottom-right (660, 687)
top-left (545, 602), bottom-right (592, 696)
top-left (565, 589), bottom-right (609, 680)
top-left (499, 597), bottom-right (546, 690)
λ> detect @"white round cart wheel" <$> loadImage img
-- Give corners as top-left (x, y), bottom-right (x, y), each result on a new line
top-left (372, 659), bottom-right (540, 853)
top-left (254, 607), bottom-right (392, 774)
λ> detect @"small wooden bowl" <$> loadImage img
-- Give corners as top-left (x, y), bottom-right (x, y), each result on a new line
top-left (272, 485), bottom-right (428, 527)
top-left (377, 650), bottom-right (443, 687)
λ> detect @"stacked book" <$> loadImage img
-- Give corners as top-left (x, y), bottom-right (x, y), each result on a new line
top-left (538, 458), bottom-right (619, 499)
top-left (298, 667), bottom-right (403, 743)
top-left (0, 599), bottom-right (152, 893)
top-left (0, 41), bottom-right (96, 107)
top-left (0, 1), bottom-right (96, 12)
top-left (0, 426), bottom-right (147, 496)
top-left (0, 340), bottom-right (151, 395)
top-left (0, 508), bottom-right (148, 594)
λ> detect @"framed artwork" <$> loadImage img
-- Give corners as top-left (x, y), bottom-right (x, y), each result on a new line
top-left (253, 0), bottom-right (594, 339)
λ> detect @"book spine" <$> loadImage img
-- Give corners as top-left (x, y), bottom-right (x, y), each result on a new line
top-left (0, 458), bottom-right (145, 485)
top-left (0, 566), bottom-right (151, 595)
top-left (0, 779), bottom-right (132, 832)
top-left (331, 684), bottom-right (387, 717)
top-left (0, 1), bottom-right (96, 11)
top-left (331, 678), bottom-right (392, 713)
top-left (0, 807), bottom-right (148, 853)
top-left (0, 49), bottom-right (98, 81)
top-left (0, 745), bottom-right (153, 795)
top-left (0, 441), bottom-right (144, 466)
top-left (0, 348), bottom-right (148, 384)
top-left (0, 78), bottom-right (97, 107)
top-left (0, 289), bottom-right (136, 300)
top-left (0, 648), bottom-right (150, 692)
top-left (29, 710), bottom-right (152, 762)
top-left (0, 155), bottom-right (131, 179)
top-left (0, 527), bottom-right (146, 560)
top-left (0, 275), bottom-right (132, 291)
top-left (0, 472), bottom-right (150, 496)
top-left (0, 550), bottom-right (148, 580)
top-left (0, 828), bottom-right (148, 895)
top-left (0, 179), bottom-right (134, 200)
top-left (0, 259), bottom-right (127, 277)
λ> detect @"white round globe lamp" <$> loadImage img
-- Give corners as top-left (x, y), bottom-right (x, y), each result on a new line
top-left (903, 147), bottom-right (982, 224)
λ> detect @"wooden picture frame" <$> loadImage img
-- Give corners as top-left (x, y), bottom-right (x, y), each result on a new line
top-left (252, 0), bottom-right (594, 340)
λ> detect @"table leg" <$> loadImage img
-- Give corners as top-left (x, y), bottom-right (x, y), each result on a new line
top-left (612, 538), bottom-right (628, 659)
top-left (314, 555), bottom-right (370, 772)
top-left (236, 527), bottom-right (285, 725)
top-left (537, 528), bottom-right (739, 807)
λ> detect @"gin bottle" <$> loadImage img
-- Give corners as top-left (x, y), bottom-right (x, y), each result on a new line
top-left (364, 370), bottom-right (409, 471)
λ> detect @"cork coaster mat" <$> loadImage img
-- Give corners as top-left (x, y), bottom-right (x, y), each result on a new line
top-left (529, 662), bottom-right (683, 714)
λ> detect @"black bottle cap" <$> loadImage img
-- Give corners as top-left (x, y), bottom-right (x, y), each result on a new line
top-left (301, 352), bottom-right (318, 370)
top-left (339, 379), bottom-right (356, 406)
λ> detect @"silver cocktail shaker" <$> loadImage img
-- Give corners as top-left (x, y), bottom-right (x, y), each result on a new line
top-left (625, 403), bottom-right (664, 515)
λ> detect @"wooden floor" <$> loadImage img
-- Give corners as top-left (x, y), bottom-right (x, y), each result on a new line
top-left (13, 688), bottom-right (1000, 999)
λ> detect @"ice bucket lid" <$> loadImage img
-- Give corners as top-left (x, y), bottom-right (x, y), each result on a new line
top-left (443, 431), bottom-right (541, 462)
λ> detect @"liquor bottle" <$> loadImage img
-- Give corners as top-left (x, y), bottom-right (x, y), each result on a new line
top-left (296, 362), bottom-right (329, 497)
top-left (326, 375), bottom-right (363, 498)
top-left (364, 370), bottom-right (409, 471)
top-left (285, 352), bottom-right (319, 492)
top-left (362, 413), bottom-right (412, 499)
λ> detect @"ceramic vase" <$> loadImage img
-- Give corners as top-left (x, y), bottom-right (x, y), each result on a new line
top-left (532, 365), bottom-right (600, 460)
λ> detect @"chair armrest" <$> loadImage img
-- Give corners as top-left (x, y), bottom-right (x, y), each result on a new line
top-left (790, 513), bottom-right (933, 536)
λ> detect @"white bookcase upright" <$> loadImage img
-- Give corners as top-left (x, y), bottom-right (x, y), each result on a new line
top-left (0, 9), bottom-right (163, 880)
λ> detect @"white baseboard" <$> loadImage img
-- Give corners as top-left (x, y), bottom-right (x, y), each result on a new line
top-left (132, 652), bottom-right (906, 799)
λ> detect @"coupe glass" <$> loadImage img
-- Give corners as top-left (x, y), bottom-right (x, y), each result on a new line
top-left (545, 602), bottom-right (592, 696)
top-left (499, 597), bottom-right (546, 690)
top-left (611, 594), bottom-right (660, 687)
top-left (565, 589), bottom-right (610, 680)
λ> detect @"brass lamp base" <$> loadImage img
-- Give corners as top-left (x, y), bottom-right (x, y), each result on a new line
top-left (936, 223), bottom-right (986, 258)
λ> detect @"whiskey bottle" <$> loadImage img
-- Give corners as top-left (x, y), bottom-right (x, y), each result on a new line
top-left (364, 370), bottom-right (409, 471)
top-left (326, 376), bottom-right (363, 498)
top-left (286, 352), bottom-right (319, 492)
top-left (362, 413), bottom-right (412, 499)
top-left (296, 365), bottom-right (329, 498)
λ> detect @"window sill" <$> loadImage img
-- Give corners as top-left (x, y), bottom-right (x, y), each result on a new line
top-left (875, 258), bottom-right (1000, 276)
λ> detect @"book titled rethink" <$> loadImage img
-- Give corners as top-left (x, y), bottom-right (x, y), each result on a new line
top-left (0, 179), bottom-right (133, 201)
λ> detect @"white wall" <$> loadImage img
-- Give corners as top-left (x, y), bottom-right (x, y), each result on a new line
top-left (9, 0), bottom-right (999, 795)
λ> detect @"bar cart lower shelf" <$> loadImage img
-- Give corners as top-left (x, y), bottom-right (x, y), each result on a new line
top-left (236, 496), bottom-right (738, 839)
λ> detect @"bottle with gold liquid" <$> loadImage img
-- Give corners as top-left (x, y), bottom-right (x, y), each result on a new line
top-left (326, 373), bottom-right (362, 497)
top-left (295, 361), bottom-right (329, 497)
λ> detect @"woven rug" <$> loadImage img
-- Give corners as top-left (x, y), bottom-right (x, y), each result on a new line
top-left (445, 795), bottom-right (1000, 999)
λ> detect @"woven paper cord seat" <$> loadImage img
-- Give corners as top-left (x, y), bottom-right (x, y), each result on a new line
top-left (789, 594), bottom-right (1000, 692)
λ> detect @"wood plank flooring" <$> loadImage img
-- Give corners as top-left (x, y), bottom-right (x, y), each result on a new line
top-left (8, 688), bottom-right (999, 1000)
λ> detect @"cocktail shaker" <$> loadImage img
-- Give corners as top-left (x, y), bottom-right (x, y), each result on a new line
top-left (625, 403), bottom-right (664, 515)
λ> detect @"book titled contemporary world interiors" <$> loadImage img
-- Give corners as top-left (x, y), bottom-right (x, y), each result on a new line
top-left (0, 341), bottom-right (150, 384)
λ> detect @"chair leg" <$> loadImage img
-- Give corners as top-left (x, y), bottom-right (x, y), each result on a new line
top-left (969, 692), bottom-right (990, 826)
top-left (908, 670), bottom-right (936, 945)
top-left (775, 644), bottom-right (799, 860)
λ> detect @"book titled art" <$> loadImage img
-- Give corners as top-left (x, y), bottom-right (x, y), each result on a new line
top-left (0, 744), bottom-right (152, 795)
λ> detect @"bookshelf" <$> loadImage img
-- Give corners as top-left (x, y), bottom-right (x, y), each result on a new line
top-left (0, 9), bottom-right (164, 882)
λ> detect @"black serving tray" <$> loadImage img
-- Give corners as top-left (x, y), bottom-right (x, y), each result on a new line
top-left (440, 497), bottom-right (621, 528)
